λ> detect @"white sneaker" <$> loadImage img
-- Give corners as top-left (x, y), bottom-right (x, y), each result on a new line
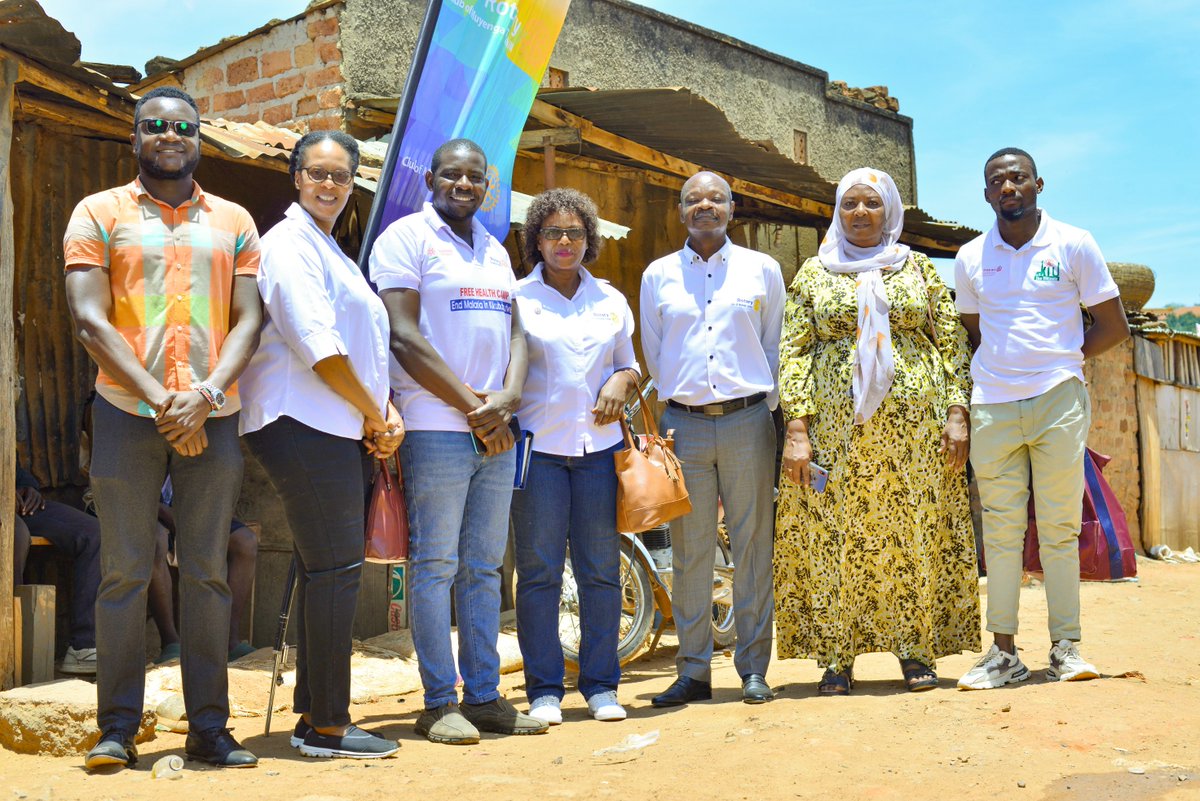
top-left (528, 696), bottom-right (562, 726)
top-left (1047, 640), bottom-right (1099, 682)
top-left (957, 644), bottom-right (1030, 690)
top-left (60, 646), bottom-right (97, 675)
top-left (586, 690), bottom-right (626, 722)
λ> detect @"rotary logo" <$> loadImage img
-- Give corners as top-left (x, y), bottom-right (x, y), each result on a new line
top-left (480, 164), bottom-right (502, 212)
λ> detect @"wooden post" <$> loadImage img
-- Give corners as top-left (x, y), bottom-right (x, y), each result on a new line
top-left (543, 136), bottom-right (556, 189)
top-left (14, 585), bottom-right (55, 686)
top-left (0, 53), bottom-right (20, 691)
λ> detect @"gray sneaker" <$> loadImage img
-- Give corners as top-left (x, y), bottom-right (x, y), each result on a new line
top-left (957, 644), bottom-right (1031, 690)
top-left (415, 703), bottom-right (480, 745)
top-left (1047, 640), bottom-right (1100, 682)
top-left (60, 646), bottom-right (97, 675)
top-left (461, 696), bottom-right (549, 735)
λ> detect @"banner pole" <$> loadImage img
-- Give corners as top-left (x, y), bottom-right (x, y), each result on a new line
top-left (356, 0), bottom-right (444, 272)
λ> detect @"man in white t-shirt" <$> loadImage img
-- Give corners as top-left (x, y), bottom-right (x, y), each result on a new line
top-left (954, 147), bottom-right (1129, 691)
top-left (370, 138), bottom-right (544, 743)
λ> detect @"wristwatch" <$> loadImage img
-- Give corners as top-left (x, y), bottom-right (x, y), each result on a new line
top-left (192, 381), bottom-right (226, 411)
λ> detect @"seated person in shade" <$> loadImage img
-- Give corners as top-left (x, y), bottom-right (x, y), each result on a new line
top-left (13, 463), bottom-right (102, 675)
top-left (149, 476), bottom-right (258, 663)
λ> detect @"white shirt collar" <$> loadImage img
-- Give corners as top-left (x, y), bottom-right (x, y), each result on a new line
top-left (421, 201), bottom-right (488, 248)
top-left (986, 209), bottom-right (1053, 254)
top-left (682, 237), bottom-right (732, 265)
top-left (531, 262), bottom-right (595, 295)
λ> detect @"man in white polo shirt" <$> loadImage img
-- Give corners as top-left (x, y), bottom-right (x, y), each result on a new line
top-left (955, 147), bottom-right (1129, 691)
top-left (641, 171), bottom-right (784, 708)
top-left (370, 138), bottom-right (545, 743)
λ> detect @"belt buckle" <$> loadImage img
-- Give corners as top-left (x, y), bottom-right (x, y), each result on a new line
top-left (703, 403), bottom-right (725, 416)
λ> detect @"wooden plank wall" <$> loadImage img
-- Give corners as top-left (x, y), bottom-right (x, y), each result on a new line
top-left (1, 54), bottom-right (19, 690)
top-left (1134, 352), bottom-right (1200, 552)
top-left (10, 121), bottom-right (137, 489)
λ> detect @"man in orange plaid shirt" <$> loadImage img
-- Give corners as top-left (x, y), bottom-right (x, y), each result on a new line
top-left (64, 87), bottom-right (263, 772)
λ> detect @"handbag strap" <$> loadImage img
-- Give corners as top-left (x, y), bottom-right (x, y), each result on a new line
top-left (630, 382), bottom-right (660, 438)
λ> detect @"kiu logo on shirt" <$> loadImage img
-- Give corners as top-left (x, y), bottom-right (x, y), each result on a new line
top-left (1032, 257), bottom-right (1061, 282)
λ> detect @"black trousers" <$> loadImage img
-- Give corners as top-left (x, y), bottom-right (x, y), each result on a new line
top-left (245, 416), bottom-right (371, 728)
top-left (22, 500), bottom-right (102, 649)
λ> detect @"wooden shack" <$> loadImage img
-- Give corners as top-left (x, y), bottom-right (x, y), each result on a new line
top-left (1133, 331), bottom-right (1200, 551)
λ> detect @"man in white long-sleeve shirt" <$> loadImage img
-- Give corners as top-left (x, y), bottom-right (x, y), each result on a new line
top-left (640, 171), bottom-right (784, 708)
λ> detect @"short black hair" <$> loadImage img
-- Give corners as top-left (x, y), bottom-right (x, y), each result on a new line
top-left (289, 130), bottom-right (360, 181)
top-left (522, 187), bottom-right (603, 267)
top-left (430, 138), bottom-right (487, 173)
top-left (985, 147), bottom-right (1037, 178)
top-left (134, 86), bottom-right (200, 124)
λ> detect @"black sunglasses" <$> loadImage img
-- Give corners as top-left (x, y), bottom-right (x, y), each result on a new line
top-left (139, 118), bottom-right (199, 137)
top-left (539, 226), bottom-right (587, 241)
top-left (300, 166), bottom-right (354, 187)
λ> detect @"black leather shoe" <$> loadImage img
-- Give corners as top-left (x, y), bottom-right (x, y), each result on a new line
top-left (651, 676), bottom-right (712, 708)
top-left (742, 674), bottom-right (774, 704)
top-left (84, 730), bottom-right (137, 771)
top-left (185, 727), bottom-right (258, 768)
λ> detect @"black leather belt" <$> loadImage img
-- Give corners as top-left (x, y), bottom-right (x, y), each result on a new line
top-left (667, 392), bottom-right (766, 416)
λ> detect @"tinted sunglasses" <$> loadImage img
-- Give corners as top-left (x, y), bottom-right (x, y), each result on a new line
top-left (539, 226), bottom-right (587, 241)
top-left (139, 118), bottom-right (199, 137)
top-left (300, 166), bottom-right (354, 186)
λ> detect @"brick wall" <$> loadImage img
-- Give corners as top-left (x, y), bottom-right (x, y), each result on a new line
top-left (1083, 338), bottom-right (1141, 548)
top-left (174, 4), bottom-right (345, 132)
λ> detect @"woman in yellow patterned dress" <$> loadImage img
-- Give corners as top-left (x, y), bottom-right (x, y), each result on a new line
top-left (774, 167), bottom-right (979, 695)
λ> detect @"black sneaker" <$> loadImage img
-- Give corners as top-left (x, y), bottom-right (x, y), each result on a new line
top-left (290, 718), bottom-right (311, 748)
top-left (84, 730), bottom-right (137, 771)
top-left (299, 725), bottom-right (400, 759)
top-left (185, 727), bottom-right (258, 768)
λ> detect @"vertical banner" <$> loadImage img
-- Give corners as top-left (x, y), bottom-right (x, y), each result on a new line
top-left (359, 0), bottom-right (571, 266)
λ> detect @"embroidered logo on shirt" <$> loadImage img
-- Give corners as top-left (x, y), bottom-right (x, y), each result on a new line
top-left (1032, 258), bottom-right (1060, 282)
top-left (983, 265), bottom-right (1003, 277)
top-left (732, 296), bottom-right (762, 311)
top-left (592, 310), bottom-right (620, 325)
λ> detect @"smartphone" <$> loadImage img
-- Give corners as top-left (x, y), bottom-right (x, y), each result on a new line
top-left (471, 417), bottom-right (522, 455)
top-left (809, 463), bottom-right (829, 493)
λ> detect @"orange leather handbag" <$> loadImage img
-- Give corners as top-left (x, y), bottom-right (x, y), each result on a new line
top-left (614, 384), bottom-right (691, 533)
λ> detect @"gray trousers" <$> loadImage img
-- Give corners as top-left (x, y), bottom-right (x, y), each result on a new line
top-left (90, 396), bottom-right (242, 735)
top-left (662, 400), bottom-right (776, 682)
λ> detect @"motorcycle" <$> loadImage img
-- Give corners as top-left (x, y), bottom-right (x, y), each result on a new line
top-left (559, 378), bottom-right (736, 668)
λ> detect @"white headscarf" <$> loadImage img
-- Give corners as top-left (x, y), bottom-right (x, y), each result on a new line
top-left (818, 167), bottom-right (910, 425)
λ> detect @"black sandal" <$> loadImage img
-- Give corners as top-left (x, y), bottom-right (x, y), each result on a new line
top-left (817, 668), bottom-right (853, 696)
top-left (900, 659), bottom-right (938, 692)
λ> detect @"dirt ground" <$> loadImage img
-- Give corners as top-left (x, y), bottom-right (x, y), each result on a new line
top-left (3, 558), bottom-right (1198, 801)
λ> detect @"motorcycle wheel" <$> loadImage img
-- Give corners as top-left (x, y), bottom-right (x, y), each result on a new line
top-left (560, 545), bottom-right (654, 669)
top-left (711, 536), bottom-right (736, 649)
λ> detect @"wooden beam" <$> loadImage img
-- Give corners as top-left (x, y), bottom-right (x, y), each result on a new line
top-left (517, 127), bottom-right (580, 150)
top-left (15, 97), bottom-right (284, 173)
top-left (529, 98), bottom-right (833, 218)
top-left (352, 105), bottom-right (396, 128)
top-left (0, 54), bottom-right (17, 690)
top-left (6, 48), bottom-right (132, 122)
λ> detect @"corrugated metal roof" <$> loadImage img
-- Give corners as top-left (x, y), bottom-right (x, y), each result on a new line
top-left (533, 87), bottom-right (978, 249)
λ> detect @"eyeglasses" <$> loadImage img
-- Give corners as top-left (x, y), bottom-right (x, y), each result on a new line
top-left (300, 166), bottom-right (354, 186)
top-left (139, 118), bottom-right (199, 137)
top-left (539, 226), bottom-right (586, 241)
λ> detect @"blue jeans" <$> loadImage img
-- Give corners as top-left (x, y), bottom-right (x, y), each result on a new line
top-left (510, 443), bottom-right (622, 702)
top-left (399, 431), bottom-right (515, 709)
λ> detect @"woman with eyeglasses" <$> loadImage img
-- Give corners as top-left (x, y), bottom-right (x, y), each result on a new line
top-left (238, 130), bottom-right (403, 758)
top-left (510, 188), bottom-right (640, 726)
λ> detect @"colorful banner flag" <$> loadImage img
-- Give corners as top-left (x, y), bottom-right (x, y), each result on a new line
top-left (360, 0), bottom-right (570, 259)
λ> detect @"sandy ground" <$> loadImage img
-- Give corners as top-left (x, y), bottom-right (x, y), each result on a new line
top-left (3, 558), bottom-right (1198, 801)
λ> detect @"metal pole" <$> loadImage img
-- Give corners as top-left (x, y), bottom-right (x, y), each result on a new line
top-left (355, 0), bottom-right (444, 273)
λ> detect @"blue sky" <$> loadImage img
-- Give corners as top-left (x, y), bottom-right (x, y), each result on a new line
top-left (40, 0), bottom-right (1198, 305)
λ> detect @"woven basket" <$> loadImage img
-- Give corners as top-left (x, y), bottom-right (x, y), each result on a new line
top-left (1108, 262), bottom-right (1155, 311)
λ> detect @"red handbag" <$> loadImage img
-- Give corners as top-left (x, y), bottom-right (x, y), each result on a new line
top-left (365, 457), bottom-right (409, 563)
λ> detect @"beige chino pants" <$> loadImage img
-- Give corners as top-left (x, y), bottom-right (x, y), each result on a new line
top-left (971, 378), bottom-right (1089, 643)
